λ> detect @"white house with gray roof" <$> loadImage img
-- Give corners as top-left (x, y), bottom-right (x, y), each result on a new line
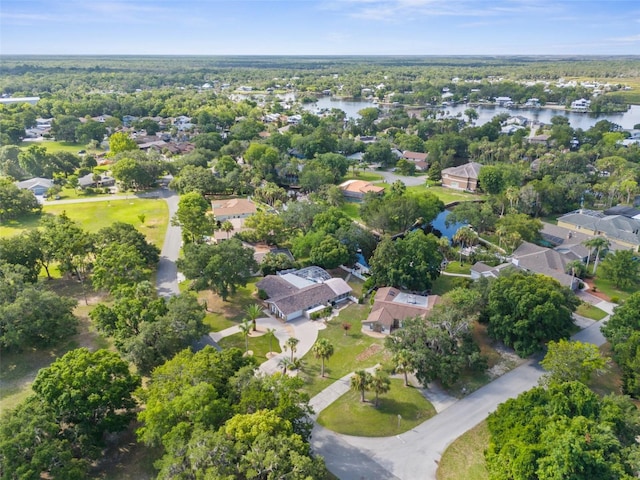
top-left (256, 267), bottom-right (352, 321)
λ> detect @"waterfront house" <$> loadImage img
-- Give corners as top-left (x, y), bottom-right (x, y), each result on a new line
top-left (441, 162), bottom-right (483, 192)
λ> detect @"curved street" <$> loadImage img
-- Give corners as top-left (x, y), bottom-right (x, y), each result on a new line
top-left (114, 185), bottom-right (618, 480)
top-left (310, 303), bottom-right (614, 480)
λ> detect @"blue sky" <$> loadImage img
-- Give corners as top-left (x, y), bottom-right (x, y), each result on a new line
top-left (1, 0), bottom-right (639, 55)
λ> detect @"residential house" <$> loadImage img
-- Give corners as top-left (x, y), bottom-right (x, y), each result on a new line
top-left (528, 134), bottom-right (551, 146)
top-left (211, 198), bottom-right (257, 221)
top-left (471, 240), bottom-right (585, 290)
top-left (441, 162), bottom-right (483, 192)
top-left (15, 177), bottom-right (54, 196)
top-left (557, 209), bottom-right (640, 250)
top-left (401, 151), bottom-right (429, 171)
top-left (256, 267), bottom-right (352, 321)
top-left (77, 173), bottom-right (115, 189)
top-left (510, 241), bottom-right (584, 289)
top-left (122, 115), bottom-right (138, 127)
top-left (339, 179), bottom-right (385, 201)
top-left (524, 98), bottom-right (541, 108)
top-left (362, 287), bottom-right (440, 334)
top-left (495, 96), bottom-right (514, 107)
top-left (571, 98), bottom-right (591, 111)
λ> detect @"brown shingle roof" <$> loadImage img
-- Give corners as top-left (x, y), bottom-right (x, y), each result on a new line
top-left (211, 198), bottom-right (257, 217)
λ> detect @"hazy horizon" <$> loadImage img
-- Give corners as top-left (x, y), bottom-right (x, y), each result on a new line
top-left (2, 1), bottom-right (639, 56)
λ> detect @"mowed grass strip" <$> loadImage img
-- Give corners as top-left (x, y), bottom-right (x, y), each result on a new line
top-left (317, 378), bottom-right (436, 437)
top-left (575, 302), bottom-right (608, 321)
top-left (436, 420), bottom-right (490, 480)
top-left (298, 304), bottom-right (387, 397)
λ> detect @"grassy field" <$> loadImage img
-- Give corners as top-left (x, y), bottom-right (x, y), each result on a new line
top-left (317, 378), bottom-right (436, 437)
top-left (298, 304), bottom-right (388, 397)
top-left (0, 199), bottom-right (169, 248)
top-left (575, 302), bottom-right (608, 321)
top-left (437, 421), bottom-right (489, 480)
top-left (19, 140), bottom-right (103, 155)
top-left (218, 330), bottom-right (282, 360)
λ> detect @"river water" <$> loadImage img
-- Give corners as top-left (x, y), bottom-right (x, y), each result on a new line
top-left (302, 96), bottom-right (640, 130)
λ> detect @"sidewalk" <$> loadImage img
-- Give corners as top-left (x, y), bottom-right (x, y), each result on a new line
top-left (309, 365), bottom-right (380, 420)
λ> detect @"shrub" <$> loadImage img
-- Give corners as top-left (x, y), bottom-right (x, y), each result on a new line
top-left (610, 295), bottom-right (620, 304)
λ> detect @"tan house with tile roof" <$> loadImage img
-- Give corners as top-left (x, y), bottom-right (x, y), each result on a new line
top-left (363, 287), bottom-right (440, 334)
top-left (339, 179), bottom-right (385, 201)
top-left (441, 162), bottom-right (483, 192)
top-left (211, 198), bottom-right (257, 221)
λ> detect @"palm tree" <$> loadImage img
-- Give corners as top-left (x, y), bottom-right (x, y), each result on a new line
top-left (585, 237), bottom-right (610, 275)
top-left (312, 338), bottom-right (335, 377)
top-left (452, 226), bottom-right (478, 265)
top-left (284, 337), bottom-right (299, 362)
top-left (370, 370), bottom-right (391, 407)
top-left (266, 327), bottom-right (277, 355)
top-left (351, 370), bottom-right (372, 403)
top-left (239, 320), bottom-right (252, 354)
top-left (221, 220), bottom-right (234, 239)
top-left (278, 357), bottom-right (293, 375)
top-left (392, 350), bottom-right (415, 387)
top-left (245, 303), bottom-right (263, 332)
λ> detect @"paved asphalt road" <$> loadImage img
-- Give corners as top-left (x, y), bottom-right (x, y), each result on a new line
top-left (155, 188), bottom-right (181, 297)
top-left (312, 309), bottom-right (613, 480)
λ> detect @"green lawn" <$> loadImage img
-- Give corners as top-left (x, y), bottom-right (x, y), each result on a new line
top-left (437, 421), bottom-right (489, 480)
top-left (575, 302), bottom-right (608, 321)
top-left (407, 185), bottom-right (485, 205)
top-left (445, 261), bottom-right (472, 275)
top-left (218, 331), bottom-right (281, 360)
top-left (592, 267), bottom-right (639, 302)
top-left (343, 171), bottom-right (384, 183)
top-left (20, 140), bottom-right (103, 155)
top-left (339, 202), bottom-right (361, 220)
top-left (0, 199), bottom-right (169, 248)
top-left (299, 304), bottom-right (388, 397)
top-left (0, 213), bottom-right (42, 238)
top-left (430, 274), bottom-right (468, 295)
top-left (317, 378), bottom-right (436, 437)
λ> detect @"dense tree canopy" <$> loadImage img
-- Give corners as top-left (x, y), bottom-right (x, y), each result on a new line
top-left (369, 230), bottom-right (443, 292)
top-left (0, 262), bottom-right (78, 351)
top-left (0, 348), bottom-right (140, 479)
top-left (602, 292), bottom-right (640, 397)
top-left (178, 238), bottom-right (258, 300)
top-left (487, 270), bottom-right (579, 356)
top-left (486, 382), bottom-right (640, 480)
top-left (0, 177), bottom-right (41, 221)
